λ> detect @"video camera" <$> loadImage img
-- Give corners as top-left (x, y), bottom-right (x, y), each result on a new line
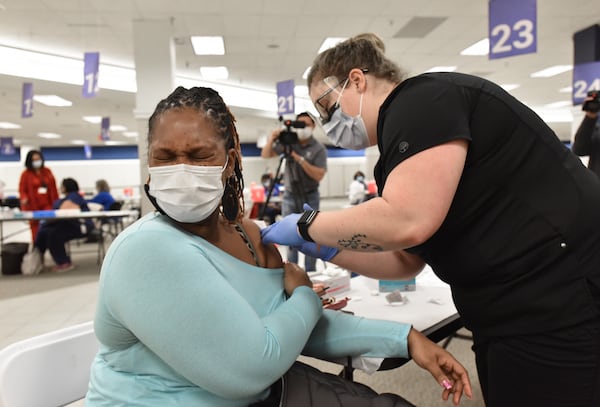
top-left (582, 90), bottom-right (600, 113)
top-left (278, 118), bottom-right (306, 146)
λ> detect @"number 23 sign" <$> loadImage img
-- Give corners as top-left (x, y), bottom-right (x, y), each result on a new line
top-left (489, 0), bottom-right (537, 59)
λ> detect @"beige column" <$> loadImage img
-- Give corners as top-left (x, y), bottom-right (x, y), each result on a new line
top-left (132, 19), bottom-right (175, 216)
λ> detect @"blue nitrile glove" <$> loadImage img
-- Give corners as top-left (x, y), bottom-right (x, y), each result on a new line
top-left (293, 203), bottom-right (338, 260)
top-left (293, 242), bottom-right (339, 261)
top-left (260, 212), bottom-right (304, 246)
top-left (260, 203), bottom-right (315, 246)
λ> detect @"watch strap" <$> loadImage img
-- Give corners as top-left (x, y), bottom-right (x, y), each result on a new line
top-left (297, 210), bottom-right (319, 242)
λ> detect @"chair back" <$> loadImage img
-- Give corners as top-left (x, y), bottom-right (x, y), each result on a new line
top-left (0, 321), bottom-right (98, 407)
top-left (108, 201), bottom-right (123, 211)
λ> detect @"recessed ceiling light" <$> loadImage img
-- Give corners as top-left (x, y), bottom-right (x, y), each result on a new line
top-left (318, 37), bottom-right (347, 53)
top-left (0, 121), bottom-right (21, 129)
top-left (0, 45), bottom-right (136, 93)
top-left (33, 95), bottom-right (72, 107)
top-left (70, 140), bottom-right (88, 145)
top-left (460, 39), bottom-right (489, 56)
top-left (191, 36), bottom-right (225, 55)
top-left (122, 131), bottom-right (139, 138)
top-left (109, 125), bottom-right (127, 132)
top-left (37, 132), bottom-right (62, 139)
top-left (103, 140), bottom-right (126, 145)
top-left (82, 116), bottom-right (102, 124)
top-left (424, 66), bottom-right (457, 73)
top-left (559, 86), bottom-right (572, 93)
top-left (500, 84), bottom-right (520, 91)
top-left (200, 66), bottom-right (229, 80)
top-left (302, 66), bottom-right (311, 79)
top-left (530, 65), bottom-right (572, 78)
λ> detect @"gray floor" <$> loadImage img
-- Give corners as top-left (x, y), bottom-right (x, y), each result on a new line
top-left (0, 198), bottom-right (486, 406)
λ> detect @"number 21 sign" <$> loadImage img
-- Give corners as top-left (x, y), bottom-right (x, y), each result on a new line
top-left (489, 0), bottom-right (537, 59)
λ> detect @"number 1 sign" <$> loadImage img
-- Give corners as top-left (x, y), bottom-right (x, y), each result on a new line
top-left (489, 0), bottom-right (537, 59)
top-left (83, 52), bottom-right (100, 98)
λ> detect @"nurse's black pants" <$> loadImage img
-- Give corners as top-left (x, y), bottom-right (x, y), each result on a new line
top-left (474, 318), bottom-right (600, 407)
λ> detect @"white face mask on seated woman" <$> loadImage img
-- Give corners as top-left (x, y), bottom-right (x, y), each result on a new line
top-left (146, 158), bottom-right (228, 223)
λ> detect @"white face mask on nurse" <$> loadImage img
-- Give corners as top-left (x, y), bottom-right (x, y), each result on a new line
top-left (312, 74), bottom-right (371, 150)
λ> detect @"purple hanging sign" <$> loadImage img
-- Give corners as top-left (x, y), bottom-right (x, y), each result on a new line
top-left (276, 79), bottom-right (295, 116)
top-left (489, 0), bottom-right (537, 59)
top-left (83, 52), bottom-right (100, 98)
top-left (572, 61), bottom-right (600, 105)
top-left (100, 117), bottom-right (110, 141)
top-left (0, 137), bottom-right (16, 155)
top-left (22, 82), bottom-right (33, 118)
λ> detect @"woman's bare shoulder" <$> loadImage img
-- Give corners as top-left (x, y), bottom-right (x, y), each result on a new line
top-left (239, 218), bottom-right (283, 268)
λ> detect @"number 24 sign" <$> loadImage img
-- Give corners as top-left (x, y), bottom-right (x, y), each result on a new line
top-left (572, 62), bottom-right (600, 105)
top-left (489, 0), bottom-right (537, 60)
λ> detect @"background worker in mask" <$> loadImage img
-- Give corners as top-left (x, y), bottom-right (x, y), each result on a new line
top-left (260, 111), bottom-right (327, 272)
top-left (261, 33), bottom-right (600, 407)
top-left (18, 149), bottom-right (59, 240)
top-left (85, 85), bottom-right (472, 406)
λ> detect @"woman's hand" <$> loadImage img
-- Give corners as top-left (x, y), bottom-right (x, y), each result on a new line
top-left (407, 328), bottom-right (473, 405)
top-left (283, 262), bottom-right (312, 297)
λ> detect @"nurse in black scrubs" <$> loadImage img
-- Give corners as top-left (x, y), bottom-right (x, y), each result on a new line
top-left (262, 33), bottom-right (600, 407)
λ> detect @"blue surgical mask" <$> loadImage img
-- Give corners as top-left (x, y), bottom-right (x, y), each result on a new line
top-left (322, 81), bottom-right (370, 150)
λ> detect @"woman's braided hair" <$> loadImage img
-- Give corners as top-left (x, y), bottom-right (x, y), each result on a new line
top-left (147, 86), bottom-right (245, 223)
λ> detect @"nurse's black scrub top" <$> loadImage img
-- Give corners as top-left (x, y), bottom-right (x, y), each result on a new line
top-left (374, 72), bottom-right (600, 339)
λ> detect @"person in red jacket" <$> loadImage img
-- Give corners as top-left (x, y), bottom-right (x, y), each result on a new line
top-left (18, 150), bottom-right (59, 240)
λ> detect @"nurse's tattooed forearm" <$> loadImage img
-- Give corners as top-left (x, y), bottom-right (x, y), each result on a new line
top-left (338, 234), bottom-right (383, 251)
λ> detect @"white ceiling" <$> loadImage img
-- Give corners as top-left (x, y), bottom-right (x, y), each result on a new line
top-left (0, 0), bottom-right (599, 147)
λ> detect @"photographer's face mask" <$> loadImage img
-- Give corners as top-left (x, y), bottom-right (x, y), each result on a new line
top-left (322, 79), bottom-right (370, 150)
top-left (146, 159), bottom-right (228, 223)
top-left (296, 127), bottom-right (313, 141)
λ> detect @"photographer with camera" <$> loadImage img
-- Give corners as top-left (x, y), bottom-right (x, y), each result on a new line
top-left (572, 91), bottom-right (600, 177)
top-left (261, 112), bottom-right (327, 272)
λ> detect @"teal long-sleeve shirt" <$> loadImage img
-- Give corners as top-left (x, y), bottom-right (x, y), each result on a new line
top-left (85, 213), bottom-right (411, 406)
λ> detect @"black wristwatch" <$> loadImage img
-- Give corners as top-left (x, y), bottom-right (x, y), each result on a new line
top-left (297, 210), bottom-right (319, 242)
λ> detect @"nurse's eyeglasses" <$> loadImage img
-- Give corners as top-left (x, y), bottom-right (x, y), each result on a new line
top-left (314, 69), bottom-right (368, 125)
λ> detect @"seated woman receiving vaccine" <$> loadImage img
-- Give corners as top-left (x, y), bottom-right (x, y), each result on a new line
top-left (84, 86), bottom-right (472, 407)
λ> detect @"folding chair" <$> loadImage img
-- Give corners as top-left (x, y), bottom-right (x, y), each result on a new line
top-left (0, 321), bottom-right (98, 407)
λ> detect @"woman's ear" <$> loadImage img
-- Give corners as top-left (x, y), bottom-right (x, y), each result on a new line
top-left (226, 149), bottom-right (237, 177)
top-left (349, 68), bottom-right (367, 92)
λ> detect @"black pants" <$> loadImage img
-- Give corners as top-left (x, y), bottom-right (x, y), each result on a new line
top-left (34, 220), bottom-right (86, 265)
top-left (474, 318), bottom-right (600, 407)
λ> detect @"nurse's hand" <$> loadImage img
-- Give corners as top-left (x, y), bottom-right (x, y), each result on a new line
top-left (260, 212), bottom-right (304, 246)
